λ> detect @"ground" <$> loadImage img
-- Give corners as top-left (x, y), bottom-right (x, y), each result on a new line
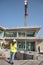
top-left (0, 59), bottom-right (43, 65)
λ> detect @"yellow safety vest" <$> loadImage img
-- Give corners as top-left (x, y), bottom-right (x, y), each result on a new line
top-left (10, 43), bottom-right (17, 52)
top-left (2, 43), bottom-right (5, 49)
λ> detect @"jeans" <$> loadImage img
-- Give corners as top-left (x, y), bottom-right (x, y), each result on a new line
top-left (10, 52), bottom-right (15, 63)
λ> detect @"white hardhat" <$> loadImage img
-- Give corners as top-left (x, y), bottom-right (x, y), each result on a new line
top-left (13, 39), bottom-right (16, 42)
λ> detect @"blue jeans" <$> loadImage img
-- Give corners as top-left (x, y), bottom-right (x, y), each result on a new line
top-left (10, 52), bottom-right (15, 63)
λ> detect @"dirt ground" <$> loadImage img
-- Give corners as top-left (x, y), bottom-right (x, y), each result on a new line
top-left (0, 59), bottom-right (43, 65)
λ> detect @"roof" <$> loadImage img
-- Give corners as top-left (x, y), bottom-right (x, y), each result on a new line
top-left (0, 26), bottom-right (6, 30)
top-left (0, 26), bottom-right (41, 33)
top-left (6, 26), bottom-right (41, 32)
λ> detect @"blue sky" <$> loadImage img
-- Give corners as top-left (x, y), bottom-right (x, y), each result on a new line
top-left (0, 0), bottom-right (43, 36)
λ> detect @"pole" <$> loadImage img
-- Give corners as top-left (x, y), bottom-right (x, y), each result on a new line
top-left (24, 15), bottom-right (27, 26)
top-left (24, 0), bottom-right (28, 26)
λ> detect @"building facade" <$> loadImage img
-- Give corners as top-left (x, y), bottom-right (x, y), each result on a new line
top-left (0, 26), bottom-right (43, 59)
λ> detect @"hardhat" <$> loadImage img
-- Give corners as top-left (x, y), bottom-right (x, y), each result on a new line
top-left (13, 39), bottom-right (16, 42)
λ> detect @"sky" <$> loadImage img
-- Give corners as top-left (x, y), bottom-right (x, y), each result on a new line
top-left (0, 0), bottom-right (43, 37)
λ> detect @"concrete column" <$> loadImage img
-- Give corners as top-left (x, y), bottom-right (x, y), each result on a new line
top-left (25, 40), bottom-right (26, 51)
top-left (35, 41), bottom-right (38, 52)
top-left (17, 32), bottom-right (18, 37)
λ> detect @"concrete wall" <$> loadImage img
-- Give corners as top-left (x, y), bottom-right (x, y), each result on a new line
top-left (36, 41), bottom-right (43, 53)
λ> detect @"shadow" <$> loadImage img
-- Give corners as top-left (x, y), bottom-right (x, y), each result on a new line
top-left (4, 58), bottom-right (11, 64)
top-left (15, 52), bottom-right (34, 60)
top-left (39, 52), bottom-right (43, 54)
top-left (39, 61), bottom-right (43, 65)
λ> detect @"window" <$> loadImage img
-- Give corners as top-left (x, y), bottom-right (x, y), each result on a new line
top-left (0, 30), bottom-right (4, 37)
top-left (18, 32), bottom-right (25, 37)
top-left (17, 41), bottom-right (25, 51)
top-left (4, 32), bottom-right (17, 37)
top-left (13, 32), bottom-right (17, 37)
top-left (26, 42), bottom-right (35, 51)
top-left (26, 31), bottom-right (35, 37)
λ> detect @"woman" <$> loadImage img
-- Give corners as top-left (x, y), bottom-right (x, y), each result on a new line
top-left (9, 39), bottom-right (17, 64)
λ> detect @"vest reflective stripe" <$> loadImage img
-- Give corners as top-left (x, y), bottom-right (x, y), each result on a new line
top-left (10, 43), bottom-right (17, 52)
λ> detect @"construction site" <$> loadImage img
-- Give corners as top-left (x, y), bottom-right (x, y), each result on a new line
top-left (0, 0), bottom-right (43, 65)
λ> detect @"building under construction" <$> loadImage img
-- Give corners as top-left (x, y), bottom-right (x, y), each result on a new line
top-left (0, 0), bottom-right (43, 60)
top-left (0, 26), bottom-right (43, 60)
